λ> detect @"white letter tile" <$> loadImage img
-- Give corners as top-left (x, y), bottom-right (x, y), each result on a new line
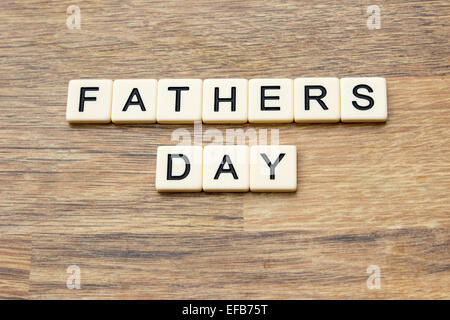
top-left (155, 146), bottom-right (203, 192)
top-left (203, 145), bottom-right (249, 192)
top-left (111, 79), bottom-right (157, 123)
top-left (248, 79), bottom-right (293, 123)
top-left (156, 79), bottom-right (202, 123)
top-left (66, 79), bottom-right (113, 123)
top-left (250, 145), bottom-right (297, 192)
top-left (294, 77), bottom-right (340, 123)
top-left (202, 79), bottom-right (248, 123)
top-left (340, 77), bottom-right (387, 122)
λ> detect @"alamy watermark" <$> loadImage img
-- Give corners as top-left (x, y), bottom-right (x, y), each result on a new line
top-left (171, 121), bottom-right (279, 146)
top-left (66, 265), bottom-right (81, 289)
top-left (367, 5), bottom-right (381, 30)
top-left (66, 5), bottom-right (81, 30)
top-left (366, 265), bottom-right (381, 290)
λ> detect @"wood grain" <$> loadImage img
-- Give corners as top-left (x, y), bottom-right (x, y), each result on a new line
top-left (0, 0), bottom-right (449, 299)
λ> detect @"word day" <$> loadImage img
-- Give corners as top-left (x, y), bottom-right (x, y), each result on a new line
top-left (156, 145), bottom-right (297, 192)
top-left (66, 77), bottom-right (388, 124)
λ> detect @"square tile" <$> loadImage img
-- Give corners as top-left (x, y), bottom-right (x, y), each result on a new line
top-left (203, 145), bottom-right (249, 192)
top-left (340, 77), bottom-right (387, 122)
top-left (294, 77), bottom-right (340, 122)
top-left (202, 79), bottom-right (248, 123)
top-left (66, 79), bottom-right (113, 123)
top-left (248, 79), bottom-right (293, 123)
top-left (156, 79), bottom-right (202, 123)
top-left (155, 146), bottom-right (203, 192)
top-left (250, 145), bottom-right (297, 192)
top-left (111, 79), bottom-right (157, 123)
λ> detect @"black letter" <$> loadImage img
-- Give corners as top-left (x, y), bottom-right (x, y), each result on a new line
top-left (167, 154), bottom-right (190, 180)
top-left (214, 87), bottom-right (236, 112)
top-left (214, 155), bottom-right (238, 179)
top-left (305, 85), bottom-right (328, 110)
top-left (168, 87), bottom-right (189, 112)
top-left (260, 153), bottom-right (285, 180)
top-left (352, 84), bottom-right (374, 110)
top-left (79, 87), bottom-right (99, 112)
top-left (261, 86), bottom-right (281, 111)
top-left (122, 88), bottom-right (146, 111)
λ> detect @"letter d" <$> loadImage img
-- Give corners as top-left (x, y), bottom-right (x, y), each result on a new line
top-left (167, 154), bottom-right (191, 180)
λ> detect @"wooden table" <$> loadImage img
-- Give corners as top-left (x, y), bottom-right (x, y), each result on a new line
top-left (0, 0), bottom-right (448, 299)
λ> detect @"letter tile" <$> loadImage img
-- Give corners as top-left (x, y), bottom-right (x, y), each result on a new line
top-left (202, 79), bottom-right (248, 123)
top-left (111, 79), bottom-right (157, 123)
top-left (66, 79), bottom-right (113, 123)
top-left (340, 77), bottom-right (388, 122)
top-left (294, 78), bottom-right (340, 122)
top-left (156, 79), bottom-right (202, 123)
top-left (250, 145), bottom-right (297, 192)
top-left (248, 79), bottom-right (293, 123)
top-left (203, 145), bottom-right (249, 192)
top-left (155, 146), bottom-right (203, 192)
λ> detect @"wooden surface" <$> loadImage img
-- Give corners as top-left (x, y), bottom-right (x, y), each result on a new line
top-left (0, 0), bottom-right (449, 299)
